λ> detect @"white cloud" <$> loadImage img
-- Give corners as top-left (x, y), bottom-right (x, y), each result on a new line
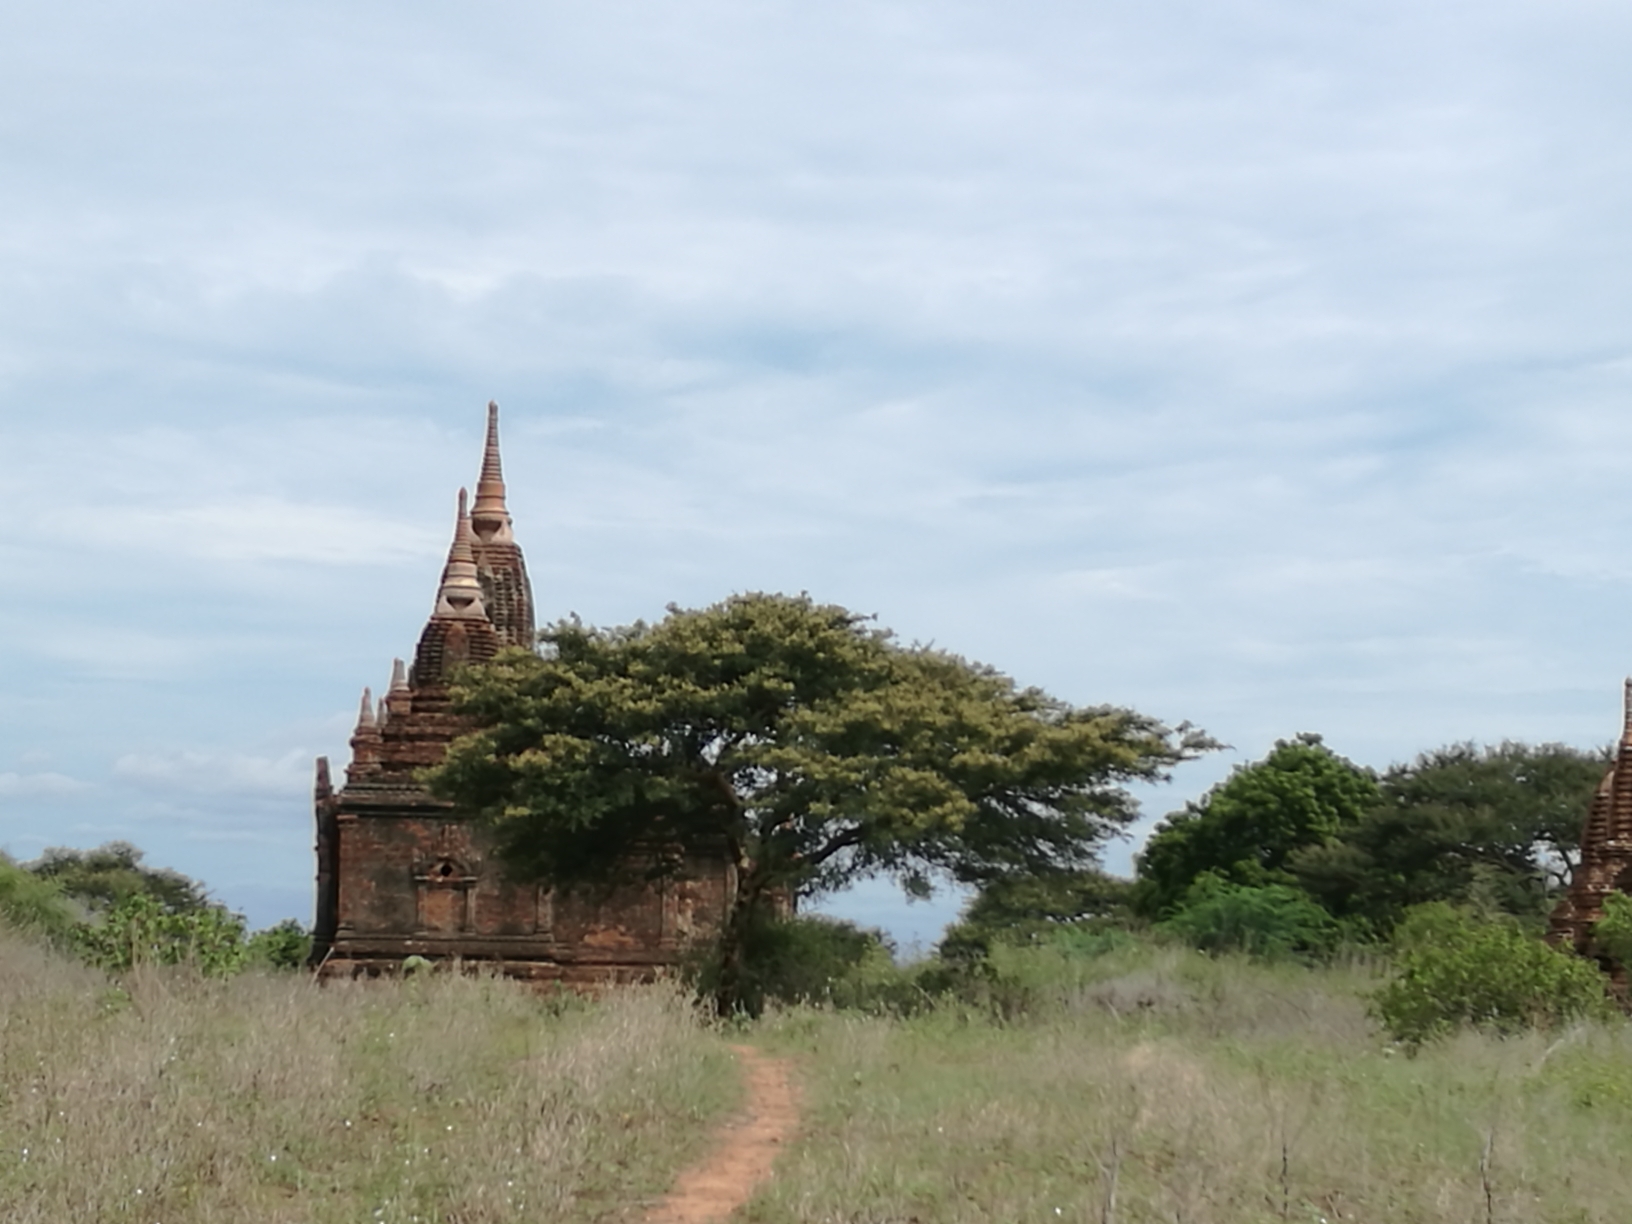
top-left (55, 499), bottom-right (442, 567)
top-left (0, 772), bottom-right (92, 798)
top-left (113, 749), bottom-right (312, 798)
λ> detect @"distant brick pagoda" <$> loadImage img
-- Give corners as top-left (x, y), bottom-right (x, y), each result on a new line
top-left (1548, 680), bottom-right (1632, 978)
top-left (308, 404), bottom-right (733, 979)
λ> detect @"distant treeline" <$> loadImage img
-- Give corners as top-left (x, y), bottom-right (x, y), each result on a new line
top-left (0, 841), bottom-right (307, 973)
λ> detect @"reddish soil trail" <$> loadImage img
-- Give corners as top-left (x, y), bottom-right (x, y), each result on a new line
top-left (642, 1044), bottom-right (801, 1224)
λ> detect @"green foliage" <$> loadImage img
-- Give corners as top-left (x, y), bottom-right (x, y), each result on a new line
top-left (1135, 734), bottom-right (1378, 917)
top-left (1294, 741), bottom-right (1605, 931)
top-left (692, 914), bottom-right (910, 1015)
top-left (245, 918), bottom-right (311, 970)
top-left (1590, 891), bottom-right (1632, 966)
top-left (72, 893), bottom-right (248, 977)
top-left (429, 592), bottom-right (1214, 1012)
top-left (938, 868), bottom-right (1133, 962)
top-left (0, 852), bottom-right (77, 942)
top-left (1156, 873), bottom-right (1338, 959)
top-left (917, 923), bottom-right (1156, 1020)
top-left (26, 840), bottom-right (212, 916)
top-left (1369, 902), bottom-right (1609, 1046)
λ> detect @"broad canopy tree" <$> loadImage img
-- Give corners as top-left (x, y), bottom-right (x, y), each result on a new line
top-left (427, 592), bottom-right (1213, 1012)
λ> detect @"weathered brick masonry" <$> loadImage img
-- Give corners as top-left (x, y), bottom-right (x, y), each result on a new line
top-left (309, 404), bottom-right (733, 979)
top-left (1549, 680), bottom-right (1632, 990)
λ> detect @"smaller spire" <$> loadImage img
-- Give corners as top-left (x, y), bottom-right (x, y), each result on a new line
top-left (470, 401), bottom-right (515, 544)
top-left (1623, 677), bottom-right (1632, 737)
top-left (432, 489), bottom-right (490, 619)
top-left (381, 657), bottom-right (411, 721)
top-left (354, 687), bottom-right (377, 733)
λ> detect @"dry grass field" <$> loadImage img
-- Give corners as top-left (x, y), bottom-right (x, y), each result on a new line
top-left (0, 930), bottom-right (738, 1223)
top-left (13, 926), bottom-right (1632, 1224)
top-left (746, 946), bottom-right (1632, 1224)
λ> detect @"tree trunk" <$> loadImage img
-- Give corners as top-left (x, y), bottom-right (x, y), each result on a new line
top-left (713, 864), bottom-right (765, 1017)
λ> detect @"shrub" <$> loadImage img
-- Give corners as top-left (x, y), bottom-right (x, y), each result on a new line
top-left (245, 919), bottom-right (311, 970)
top-left (0, 853), bottom-right (78, 942)
top-left (937, 869), bottom-right (1135, 963)
top-left (692, 914), bottom-right (910, 1015)
top-left (1369, 902), bottom-right (1610, 1046)
top-left (1156, 874), bottom-right (1337, 959)
top-left (73, 893), bottom-right (248, 977)
top-left (1592, 891), bottom-right (1632, 966)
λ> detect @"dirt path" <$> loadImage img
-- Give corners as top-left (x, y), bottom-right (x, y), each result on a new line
top-left (642, 1044), bottom-right (801, 1224)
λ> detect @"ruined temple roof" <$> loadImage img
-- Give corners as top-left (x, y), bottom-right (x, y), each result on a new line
top-left (341, 403), bottom-right (534, 786)
top-left (1549, 678), bottom-right (1632, 954)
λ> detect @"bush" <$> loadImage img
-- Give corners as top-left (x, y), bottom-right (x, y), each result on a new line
top-left (914, 923), bottom-right (1151, 1020)
top-left (1370, 902), bottom-right (1610, 1046)
top-left (1592, 891), bottom-right (1632, 966)
top-left (1155, 874), bottom-right (1337, 959)
top-left (245, 919), bottom-right (311, 970)
top-left (937, 870), bottom-right (1135, 963)
top-left (0, 853), bottom-right (77, 942)
top-left (73, 893), bottom-right (248, 977)
top-left (693, 914), bottom-right (912, 1015)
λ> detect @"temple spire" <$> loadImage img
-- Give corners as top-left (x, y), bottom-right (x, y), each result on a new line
top-left (432, 489), bottom-right (489, 619)
top-left (1622, 677), bottom-right (1632, 739)
top-left (470, 400), bottom-right (514, 544)
top-left (353, 687), bottom-right (377, 733)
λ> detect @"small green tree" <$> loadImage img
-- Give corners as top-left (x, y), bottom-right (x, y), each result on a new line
top-left (1369, 903), bottom-right (1609, 1046)
top-left (1135, 734), bottom-right (1378, 917)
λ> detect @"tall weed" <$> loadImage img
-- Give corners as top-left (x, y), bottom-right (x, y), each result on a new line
top-left (752, 943), bottom-right (1632, 1224)
top-left (0, 930), bottom-right (736, 1223)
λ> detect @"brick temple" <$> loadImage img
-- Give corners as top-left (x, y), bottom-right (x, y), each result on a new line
top-left (1548, 679), bottom-right (1632, 977)
top-left (308, 404), bottom-right (733, 979)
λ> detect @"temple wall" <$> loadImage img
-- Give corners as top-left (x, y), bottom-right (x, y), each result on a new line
top-left (323, 808), bottom-right (732, 978)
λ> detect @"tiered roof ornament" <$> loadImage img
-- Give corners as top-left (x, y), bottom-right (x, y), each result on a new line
top-left (432, 489), bottom-right (488, 620)
top-left (470, 401), bottom-right (515, 545)
top-left (465, 402), bottom-right (534, 649)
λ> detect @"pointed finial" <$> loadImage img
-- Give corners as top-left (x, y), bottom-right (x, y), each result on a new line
top-left (432, 489), bottom-right (490, 619)
top-left (1623, 677), bottom-right (1632, 735)
top-left (470, 400), bottom-right (514, 544)
top-left (354, 686), bottom-right (377, 732)
top-left (388, 657), bottom-right (409, 695)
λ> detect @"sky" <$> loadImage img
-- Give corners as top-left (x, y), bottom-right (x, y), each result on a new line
top-left (4, 0), bottom-right (1632, 949)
